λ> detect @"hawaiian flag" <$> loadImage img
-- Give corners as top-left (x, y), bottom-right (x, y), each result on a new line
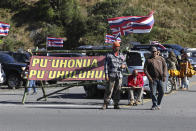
top-left (0, 21), bottom-right (10, 36)
top-left (108, 11), bottom-right (154, 37)
top-left (150, 41), bottom-right (166, 50)
top-left (47, 37), bottom-right (64, 47)
top-left (105, 34), bottom-right (121, 44)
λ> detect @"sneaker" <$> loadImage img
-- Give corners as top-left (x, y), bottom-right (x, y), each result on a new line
top-left (151, 106), bottom-right (157, 110)
top-left (128, 100), bottom-right (135, 106)
top-left (128, 102), bottom-right (132, 106)
top-left (182, 88), bottom-right (187, 91)
top-left (135, 100), bottom-right (141, 105)
top-left (156, 105), bottom-right (161, 110)
top-left (114, 105), bottom-right (120, 109)
top-left (31, 92), bottom-right (37, 95)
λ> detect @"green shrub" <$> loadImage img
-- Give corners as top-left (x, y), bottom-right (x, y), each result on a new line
top-left (1, 37), bottom-right (25, 51)
top-left (0, 0), bottom-right (24, 10)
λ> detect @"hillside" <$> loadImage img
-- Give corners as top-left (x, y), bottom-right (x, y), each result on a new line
top-left (0, 0), bottom-right (195, 51)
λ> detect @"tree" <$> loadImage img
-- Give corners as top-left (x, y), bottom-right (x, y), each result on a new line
top-left (35, 0), bottom-right (55, 22)
top-left (52, 0), bottom-right (86, 49)
top-left (0, 0), bottom-right (24, 10)
top-left (82, 0), bottom-right (127, 45)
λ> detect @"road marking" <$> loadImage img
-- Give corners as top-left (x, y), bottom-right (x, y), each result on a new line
top-left (1, 83), bottom-right (190, 108)
top-left (0, 103), bottom-right (103, 108)
top-left (122, 90), bottom-right (178, 108)
top-left (0, 103), bottom-right (144, 109)
top-left (121, 98), bottom-right (151, 108)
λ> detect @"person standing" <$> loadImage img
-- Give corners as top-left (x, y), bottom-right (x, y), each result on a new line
top-left (22, 62), bottom-right (37, 95)
top-left (166, 51), bottom-right (179, 90)
top-left (179, 53), bottom-right (193, 90)
top-left (144, 47), bottom-right (167, 110)
top-left (28, 80), bottom-right (37, 95)
top-left (176, 55), bottom-right (182, 88)
top-left (127, 69), bottom-right (144, 106)
top-left (27, 49), bottom-right (37, 95)
top-left (102, 41), bottom-right (126, 110)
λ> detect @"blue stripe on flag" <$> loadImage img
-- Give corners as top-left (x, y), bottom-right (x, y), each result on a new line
top-left (47, 37), bottom-right (64, 47)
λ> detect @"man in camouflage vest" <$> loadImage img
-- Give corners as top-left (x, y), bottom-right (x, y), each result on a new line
top-left (102, 41), bottom-right (126, 109)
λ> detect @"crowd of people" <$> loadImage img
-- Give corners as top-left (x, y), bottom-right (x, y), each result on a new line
top-left (17, 41), bottom-right (195, 109)
top-left (102, 41), bottom-right (195, 110)
top-left (167, 49), bottom-right (195, 91)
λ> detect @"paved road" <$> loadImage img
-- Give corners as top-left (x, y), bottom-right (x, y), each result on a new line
top-left (0, 76), bottom-right (196, 131)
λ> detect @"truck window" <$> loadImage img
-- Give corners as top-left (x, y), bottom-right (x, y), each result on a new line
top-left (192, 52), bottom-right (196, 57)
top-left (126, 52), bottom-right (142, 66)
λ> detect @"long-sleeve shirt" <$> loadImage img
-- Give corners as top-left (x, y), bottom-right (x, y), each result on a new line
top-left (127, 74), bottom-right (144, 87)
top-left (104, 52), bottom-right (126, 78)
top-left (166, 58), bottom-right (178, 70)
top-left (144, 56), bottom-right (167, 81)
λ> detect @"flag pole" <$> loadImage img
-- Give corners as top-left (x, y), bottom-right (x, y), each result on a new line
top-left (46, 36), bottom-right (48, 52)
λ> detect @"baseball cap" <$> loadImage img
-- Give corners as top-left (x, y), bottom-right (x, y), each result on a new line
top-left (151, 46), bottom-right (157, 52)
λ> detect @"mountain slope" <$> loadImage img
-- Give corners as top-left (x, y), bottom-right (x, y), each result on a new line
top-left (0, 0), bottom-right (195, 51)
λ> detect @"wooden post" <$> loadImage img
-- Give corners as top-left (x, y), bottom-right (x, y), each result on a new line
top-left (37, 85), bottom-right (74, 101)
top-left (40, 81), bottom-right (47, 101)
top-left (36, 81), bottom-right (86, 101)
top-left (21, 80), bottom-right (29, 104)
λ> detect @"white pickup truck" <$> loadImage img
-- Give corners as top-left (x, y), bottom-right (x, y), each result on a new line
top-left (186, 48), bottom-right (196, 70)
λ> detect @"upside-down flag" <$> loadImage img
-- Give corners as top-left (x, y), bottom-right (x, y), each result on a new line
top-left (108, 11), bottom-right (154, 37)
top-left (47, 37), bottom-right (64, 47)
top-left (105, 34), bottom-right (121, 44)
top-left (0, 21), bottom-right (10, 36)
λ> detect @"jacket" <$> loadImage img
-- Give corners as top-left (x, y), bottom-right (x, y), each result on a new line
top-left (104, 52), bottom-right (126, 78)
top-left (127, 74), bottom-right (144, 87)
top-left (144, 55), bottom-right (167, 81)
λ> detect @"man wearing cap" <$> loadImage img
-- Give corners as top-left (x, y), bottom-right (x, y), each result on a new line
top-left (144, 47), bottom-right (167, 110)
top-left (102, 41), bottom-right (126, 109)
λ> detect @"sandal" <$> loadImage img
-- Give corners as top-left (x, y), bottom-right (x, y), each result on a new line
top-left (128, 100), bottom-right (135, 106)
